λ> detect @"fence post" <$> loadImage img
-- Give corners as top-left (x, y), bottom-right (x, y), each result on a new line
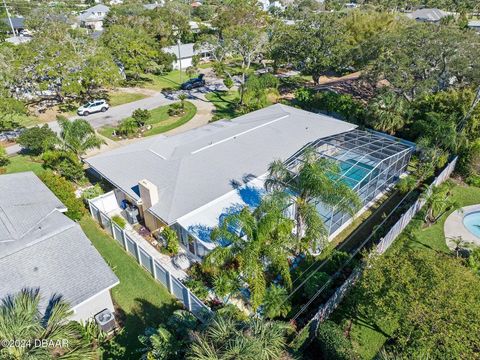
top-left (166, 271), bottom-right (173, 294)
top-left (133, 241), bottom-right (140, 262)
top-left (186, 290), bottom-right (192, 312)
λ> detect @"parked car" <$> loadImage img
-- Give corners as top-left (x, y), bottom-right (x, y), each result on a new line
top-left (77, 100), bottom-right (109, 116)
top-left (180, 74), bottom-right (205, 90)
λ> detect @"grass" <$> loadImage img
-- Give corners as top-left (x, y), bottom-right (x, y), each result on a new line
top-left (79, 216), bottom-right (179, 359)
top-left (205, 90), bottom-right (240, 121)
top-left (98, 101), bottom-right (197, 140)
top-left (3, 155), bottom-right (45, 176)
top-left (140, 70), bottom-right (189, 91)
top-left (108, 91), bottom-right (147, 107)
top-left (332, 183), bottom-right (480, 359)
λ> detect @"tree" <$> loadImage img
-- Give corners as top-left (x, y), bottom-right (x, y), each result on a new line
top-left (188, 314), bottom-right (293, 360)
top-left (366, 23), bottom-right (480, 102)
top-left (0, 95), bottom-right (29, 131)
top-left (0, 147), bottom-right (10, 168)
top-left (118, 117), bottom-right (139, 137)
top-left (178, 93), bottom-right (187, 111)
top-left (42, 150), bottom-right (85, 183)
top-left (17, 125), bottom-right (58, 155)
top-left (205, 193), bottom-right (295, 309)
top-left (422, 181), bottom-right (457, 224)
top-left (40, 171), bottom-right (86, 221)
top-left (366, 91), bottom-right (408, 135)
top-left (270, 14), bottom-right (351, 84)
top-left (138, 309), bottom-right (197, 360)
top-left (102, 25), bottom-right (174, 80)
top-left (11, 21), bottom-right (120, 105)
top-left (316, 321), bottom-right (358, 360)
top-left (262, 284), bottom-right (291, 319)
top-left (132, 108), bottom-right (150, 127)
top-left (213, 271), bottom-right (240, 303)
top-left (265, 150), bottom-right (361, 253)
top-left (58, 118), bottom-right (104, 159)
top-left (0, 288), bottom-right (95, 359)
top-left (346, 248), bottom-right (480, 359)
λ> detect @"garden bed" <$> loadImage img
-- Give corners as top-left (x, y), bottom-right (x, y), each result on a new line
top-left (98, 101), bottom-right (197, 141)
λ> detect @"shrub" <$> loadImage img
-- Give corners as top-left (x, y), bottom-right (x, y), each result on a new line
top-left (303, 271), bottom-right (330, 299)
top-left (168, 103), bottom-right (183, 117)
top-left (112, 215), bottom-right (126, 229)
top-left (184, 278), bottom-right (209, 301)
top-left (42, 150), bottom-right (84, 182)
top-left (396, 175), bottom-right (417, 193)
top-left (81, 183), bottom-right (104, 201)
top-left (131, 108), bottom-right (150, 127)
top-left (466, 174), bottom-right (480, 188)
top-left (223, 77), bottom-right (234, 89)
top-left (0, 147), bottom-right (9, 167)
top-left (17, 125), bottom-right (58, 155)
top-left (316, 321), bottom-right (357, 360)
top-left (40, 171), bottom-right (85, 221)
top-left (162, 227), bottom-right (180, 255)
top-left (117, 117), bottom-right (139, 136)
top-left (324, 250), bottom-right (351, 274)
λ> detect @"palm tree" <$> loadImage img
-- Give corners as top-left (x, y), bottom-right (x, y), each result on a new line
top-left (178, 93), bottom-right (188, 112)
top-left (0, 288), bottom-right (95, 359)
top-left (213, 271), bottom-right (241, 303)
top-left (205, 193), bottom-right (295, 309)
top-left (422, 182), bottom-right (458, 224)
top-left (367, 91), bottom-right (407, 135)
top-left (265, 148), bottom-right (361, 254)
top-left (188, 314), bottom-right (293, 360)
top-left (262, 284), bottom-right (291, 319)
top-left (58, 117), bottom-right (105, 159)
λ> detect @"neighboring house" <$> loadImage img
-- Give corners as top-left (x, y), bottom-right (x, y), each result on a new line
top-left (0, 172), bottom-right (119, 322)
top-left (86, 104), bottom-right (413, 260)
top-left (163, 43), bottom-right (211, 70)
top-left (258, 0), bottom-right (285, 11)
top-left (143, 1), bottom-right (164, 10)
top-left (468, 20), bottom-right (480, 32)
top-left (1, 17), bottom-right (25, 35)
top-left (77, 4), bottom-right (109, 31)
top-left (406, 8), bottom-right (451, 23)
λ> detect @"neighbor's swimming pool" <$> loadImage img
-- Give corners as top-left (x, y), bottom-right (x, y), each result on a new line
top-left (463, 211), bottom-right (480, 238)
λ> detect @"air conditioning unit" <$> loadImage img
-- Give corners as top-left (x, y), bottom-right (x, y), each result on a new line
top-left (94, 308), bottom-right (116, 333)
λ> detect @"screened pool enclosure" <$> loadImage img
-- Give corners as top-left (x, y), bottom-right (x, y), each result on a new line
top-left (285, 129), bottom-right (415, 238)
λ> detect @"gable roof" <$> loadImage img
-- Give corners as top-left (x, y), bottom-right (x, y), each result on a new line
top-left (1, 17), bottom-right (25, 30)
top-left (86, 104), bottom-right (357, 224)
top-left (78, 4), bottom-right (109, 22)
top-left (163, 43), bottom-right (196, 59)
top-left (406, 8), bottom-right (450, 22)
top-left (0, 172), bottom-right (118, 309)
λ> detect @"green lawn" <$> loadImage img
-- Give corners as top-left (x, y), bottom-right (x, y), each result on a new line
top-left (80, 217), bottom-right (179, 359)
top-left (205, 90), bottom-right (240, 121)
top-left (108, 91), bottom-right (148, 107)
top-left (140, 70), bottom-right (189, 91)
top-left (98, 101), bottom-right (197, 140)
top-left (3, 154), bottom-right (45, 175)
top-left (335, 183), bottom-right (480, 359)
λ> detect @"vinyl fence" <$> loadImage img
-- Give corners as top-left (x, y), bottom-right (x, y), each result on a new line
top-left (88, 199), bottom-right (211, 322)
top-left (309, 157), bottom-right (458, 330)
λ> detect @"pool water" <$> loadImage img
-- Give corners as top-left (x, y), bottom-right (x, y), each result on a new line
top-left (463, 211), bottom-right (480, 238)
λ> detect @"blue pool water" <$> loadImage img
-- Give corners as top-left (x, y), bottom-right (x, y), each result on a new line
top-left (339, 159), bottom-right (375, 188)
top-left (463, 211), bottom-right (480, 238)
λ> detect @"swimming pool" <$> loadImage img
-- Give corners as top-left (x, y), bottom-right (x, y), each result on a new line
top-left (463, 211), bottom-right (480, 238)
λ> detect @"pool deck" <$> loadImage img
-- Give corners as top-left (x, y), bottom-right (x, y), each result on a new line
top-left (444, 204), bottom-right (480, 250)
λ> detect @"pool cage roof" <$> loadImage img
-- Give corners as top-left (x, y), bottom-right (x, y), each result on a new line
top-left (285, 129), bottom-right (415, 190)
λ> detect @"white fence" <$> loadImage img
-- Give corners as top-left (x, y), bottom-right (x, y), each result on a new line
top-left (88, 200), bottom-right (212, 322)
top-left (309, 157), bottom-right (458, 330)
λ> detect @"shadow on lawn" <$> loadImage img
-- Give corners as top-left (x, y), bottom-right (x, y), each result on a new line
top-left (103, 298), bottom-right (181, 359)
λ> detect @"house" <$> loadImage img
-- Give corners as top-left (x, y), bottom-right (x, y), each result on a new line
top-left (86, 104), bottom-right (414, 260)
top-left (0, 172), bottom-right (119, 322)
top-left (77, 4), bottom-right (109, 31)
top-left (468, 20), bottom-right (480, 32)
top-left (1, 16), bottom-right (25, 35)
top-left (143, 1), bottom-right (164, 10)
top-left (163, 43), bottom-right (211, 70)
top-left (406, 8), bottom-right (451, 23)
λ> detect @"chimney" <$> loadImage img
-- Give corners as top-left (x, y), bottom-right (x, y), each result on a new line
top-left (138, 179), bottom-right (159, 209)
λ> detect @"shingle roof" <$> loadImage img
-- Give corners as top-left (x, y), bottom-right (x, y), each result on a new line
top-left (78, 4), bottom-right (109, 22)
top-left (86, 104), bottom-right (357, 224)
top-left (406, 8), bottom-right (449, 22)
top-left (0, 172), bottom-right (118, 309)
top-left (163, 43), bottom-right (196, 59)
top-left (1, 17), bottom-right (24, 30)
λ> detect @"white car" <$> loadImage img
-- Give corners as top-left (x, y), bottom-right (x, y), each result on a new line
top-left (77, 100), bottom-right (109, 116)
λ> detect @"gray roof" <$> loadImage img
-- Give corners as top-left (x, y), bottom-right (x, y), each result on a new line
top-left (406, 8), bottom-right (449, 22)
top-left (86, 104), bottom-right (357, 224)
top-left (163, 43), bottom-right (196, 59)
top-left (1, 17), bottom-right (25, 30)
top-left (78, 4), bottom-right (109, 22)
top-left (0, 172), bottom-right (118, 309)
